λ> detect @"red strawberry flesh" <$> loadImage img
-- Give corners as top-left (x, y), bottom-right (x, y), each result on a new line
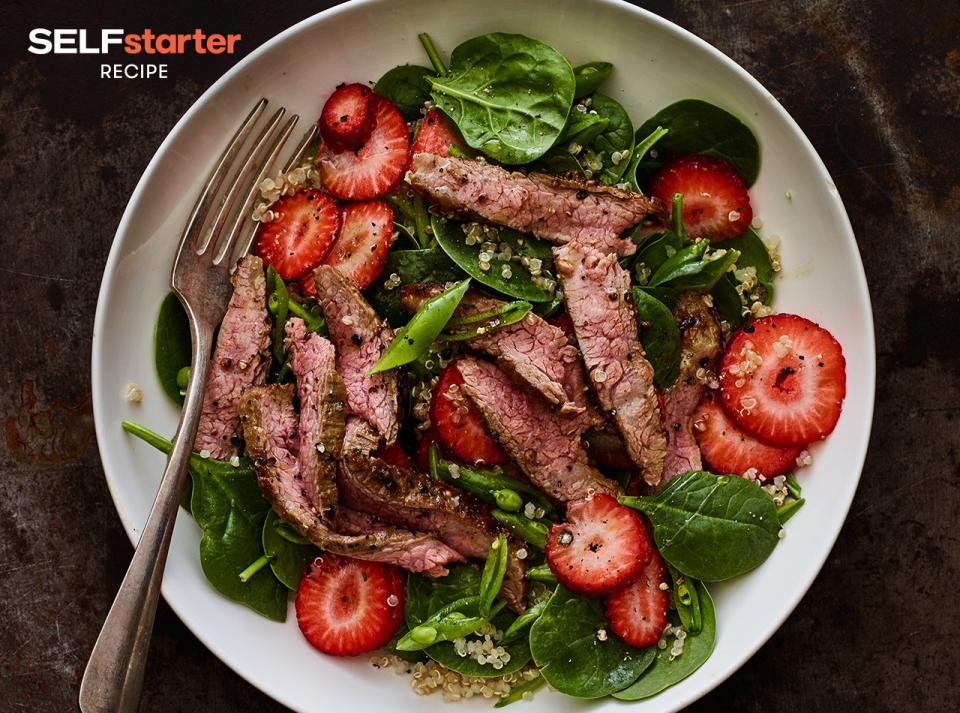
top-left (319, 83), bottom-right (377, 151)
top-left (254, 189), bottom-right (339, 281)
top-left (649, 154), bottom-right (753, 241)
top-left (604, 548), bottom-right (669, 648)
top-left (411, 109), bottom-right (470, 158)
top-left (321, 200), bottom-right (393, 290)
top-left (295, 553), bottom-right (405, 657)
top-left (718, 314), bottom-right (846, 446)
top-left (545, 494), bottom-right (651, 597)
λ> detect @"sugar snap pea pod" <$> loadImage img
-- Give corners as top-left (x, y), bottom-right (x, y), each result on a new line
top-left (479, 534), bottom-right (509, 617)
top-left (439, 301), bottom-right (532, 341)
top-left (176, 366), bottom-right (191, 390)
top-left (492, 510), bottom-right (548, 550)
top-left (777, 497), bottom-right (805, 524)
top-left (668, 565), bottom-right (702, 635)
top-left (266, 266), bottom-right (290, 363)
top-left (572, 61), bottom-right (613, 98)
top-left (499, 599), bottom-right (547, 644)
top-left (446, 300), bottom-right (532, 328)
top-left (494, 489), bottom-right (522, 512)
top-left (785, 473), bottom-right (802, 499)
top-left (495, 673), bottom-right (545, 708)
top-left (396, 596), bottom-right (507, 651)
top-left (624, 125), bottom-right (669, 193)
top-left (429, 444), bottom-right (554, 513)
top-left (524, 564), bottom-right (557, 584)
top-left (370, 279), bottom-right (471, 374)
top-left (287, 297), bottom-right (324, 334)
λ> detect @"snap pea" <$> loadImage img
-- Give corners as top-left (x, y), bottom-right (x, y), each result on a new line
top-left (396, 595), bottom-right (506, 651)
top-left (494, 673), bottom-right (545, 707)
top-left (785, 473), bottom-right (802, 500)
top-left (668, 565), bottom-right (702, 635)
top-left (624, 125), bottom-right (669, 193)
top-left (176, 366), bottom-right (191, 390)
top-left (777, 497), bottom-right (805, 524)
top-left (492, 510), bottom-right (548, 550)
top-left (494, 489), bottom-right (522, 512)
top-left (429, 444), bottom-right (553, 513)
top-left (286, 297), bottom-right (325, 334)
top-left (499, 599), bottom-right (546, 644)
top-left (479, 535), bottom-right (509, 617)
top-left (265, 266), bottom-right (290, 364)
top-left (524, 564), bottom-right (557, 584)
top-left (370, 279), bottom-right (471, 374)
top-left (440, 301), bottom-right (533, 341)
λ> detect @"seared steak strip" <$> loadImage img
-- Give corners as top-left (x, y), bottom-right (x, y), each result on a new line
top-left (456, 357), bottom-right (618, 502)
top-left (240, 385), bottom-right (460, 576)
top-left (284, 317), bottom-right (345, 520)
top-left (406, 153), bottom-right (664, 256)
top-left (312, 265), bottom-right (399, 443)
top-left (554, 238), bottom-right (667, 487)
top-left (660, 291), bottom-right (722, 486)
top-left (339, 416), bottom-right (527, 611)
top-left (400, 284), bottom-right (597, 417)
top-left (194, 255), bottom-right (271, 459)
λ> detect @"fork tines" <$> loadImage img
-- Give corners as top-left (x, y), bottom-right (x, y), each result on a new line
top-left (175, 98), bottom-right (300, 272)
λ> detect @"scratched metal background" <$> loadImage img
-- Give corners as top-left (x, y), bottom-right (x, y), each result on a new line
top-left (1, 1), bottom-right (957, 710)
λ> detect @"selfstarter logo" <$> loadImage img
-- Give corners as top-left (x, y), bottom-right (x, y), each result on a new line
top-left (28, 28), bottom-right (242, 78)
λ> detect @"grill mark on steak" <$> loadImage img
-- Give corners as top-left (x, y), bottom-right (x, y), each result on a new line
top-left (194, 255), bottom-right (271, 459)
top-left (406, 153), bottom-right (664, 257)
top-left (554, 238), bottom-right (667, 487)
top-left (312, 265), bottom-right (399, 443)
top-left (239, 384), bottom-right (460, 576)
top-left (339, 416), bottom-right (527, 611)
top-left (284, 318), bottom-right (346, 521)
top-left (456, 357), bottom-right (618, 502)
top-left (400, 284), bottom-right (599, 421)
top-left (660, 291), bottom-right (722, 488)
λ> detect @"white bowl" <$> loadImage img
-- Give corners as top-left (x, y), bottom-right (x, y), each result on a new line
top-left (91, 0), bottom-right (875, 710)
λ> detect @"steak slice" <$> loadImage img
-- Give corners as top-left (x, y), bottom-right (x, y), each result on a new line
top-left (195, 254), bottom-right (272, 459)
top-left (554, 238), bottom-right (667, 487)
top-left (661, 291), bottom-right (722, 486)
top-left (312, 264), bottom-right (399, 443)
top-left (284, 317), bottom-right (346, 520)
top-left (240, 384), bottom-right (460, 576)
top-left (339, 416), bottom-right (527, 611)
top-left (456, 357), bottom-right (618, 502)
top-left (406, 153), bottom-right (664, 256)
top-left (400, 284), bottom-right (597, 418)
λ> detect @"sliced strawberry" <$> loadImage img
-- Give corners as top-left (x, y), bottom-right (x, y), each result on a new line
top-left (254, 190), bottom-right (339, 281)
top-left (649, 154), bottom-right (753, 241)
top-left (319, 83), bottom-right (377, 151)
top-left (297, 272), bottom-right (318, 299)
top-left (415, 429), bottom-right (441, 473)
top-left (604, 548), bottom-right (669, 648)
top-left (317, 97), bottom-right (410, 200)
top-left (376, 441), bottom-right (414, 470)
top-left (719, 314), bottom-right (846, 446)
top-left (694, 392), bottom-right (800, 479)
top-left (432, 363), bottom-right (506, 467)
top-left (321, 200), bottom-right (393, 290)
top-left (545, 494), bottom-right (652, 597)
top-left (411, 109), bottom-right (470, 157)
top-left (295, 553), bottom-right (405, 656)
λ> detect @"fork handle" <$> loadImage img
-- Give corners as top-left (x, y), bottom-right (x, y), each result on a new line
top-left (79, 318), bottom-right (213, 713)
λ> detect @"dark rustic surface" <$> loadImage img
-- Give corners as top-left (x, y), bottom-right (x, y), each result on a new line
top-left (1, 1), bottom-right (958, 711)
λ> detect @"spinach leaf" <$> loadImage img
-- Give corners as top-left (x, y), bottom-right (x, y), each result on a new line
top-left (406, 565), bottom-right (532, 677)
top-left (558, 111), bottom-right (609, 146)
top-left (635, 99), bottom-right (761, 186)
top-left (572, 61), bottom-right (612, 98)
top-left (632, 288), bottom-right (681, 389)
top-left (154, 292), bottom-right (191, 405)
top-left (366, 248), bottom-right (463, 326)
top-left (428, 33), bottom-right (575, 164)
top-left (624, 125), bottom-right (669, 192)
top-left (716, 228), bottom-right (776, 305)
top-left (262, 510), bottom-right (317, 590)
top-left (530, 586), bottom-right (655, 698)
top-left (190, 449), bottom-right (288, 621)
top-left (613, 580), bottom-right (716, 700)
top-left (710, 274), bottom-right (745, 328)
top-left (374, 64), bottom-right (436, 121)
top-left (621, 470), bottom-right (780, 581)
top-left (634, 231), bottom-right (684, 281)
top-left (432, 217), bottom-right (555, 302)
top-left (588, 93), bottom-right (634, 184)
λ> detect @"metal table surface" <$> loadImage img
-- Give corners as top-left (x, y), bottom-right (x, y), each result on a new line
top-left (1, 1), bottom-right (957, 710)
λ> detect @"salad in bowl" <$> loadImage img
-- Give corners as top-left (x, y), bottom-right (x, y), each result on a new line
top-left (128, 30), bottom-right (846, 706)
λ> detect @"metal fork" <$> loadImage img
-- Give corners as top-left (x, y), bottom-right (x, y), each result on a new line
top-left (79, 99), bottom-right (303, 713)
